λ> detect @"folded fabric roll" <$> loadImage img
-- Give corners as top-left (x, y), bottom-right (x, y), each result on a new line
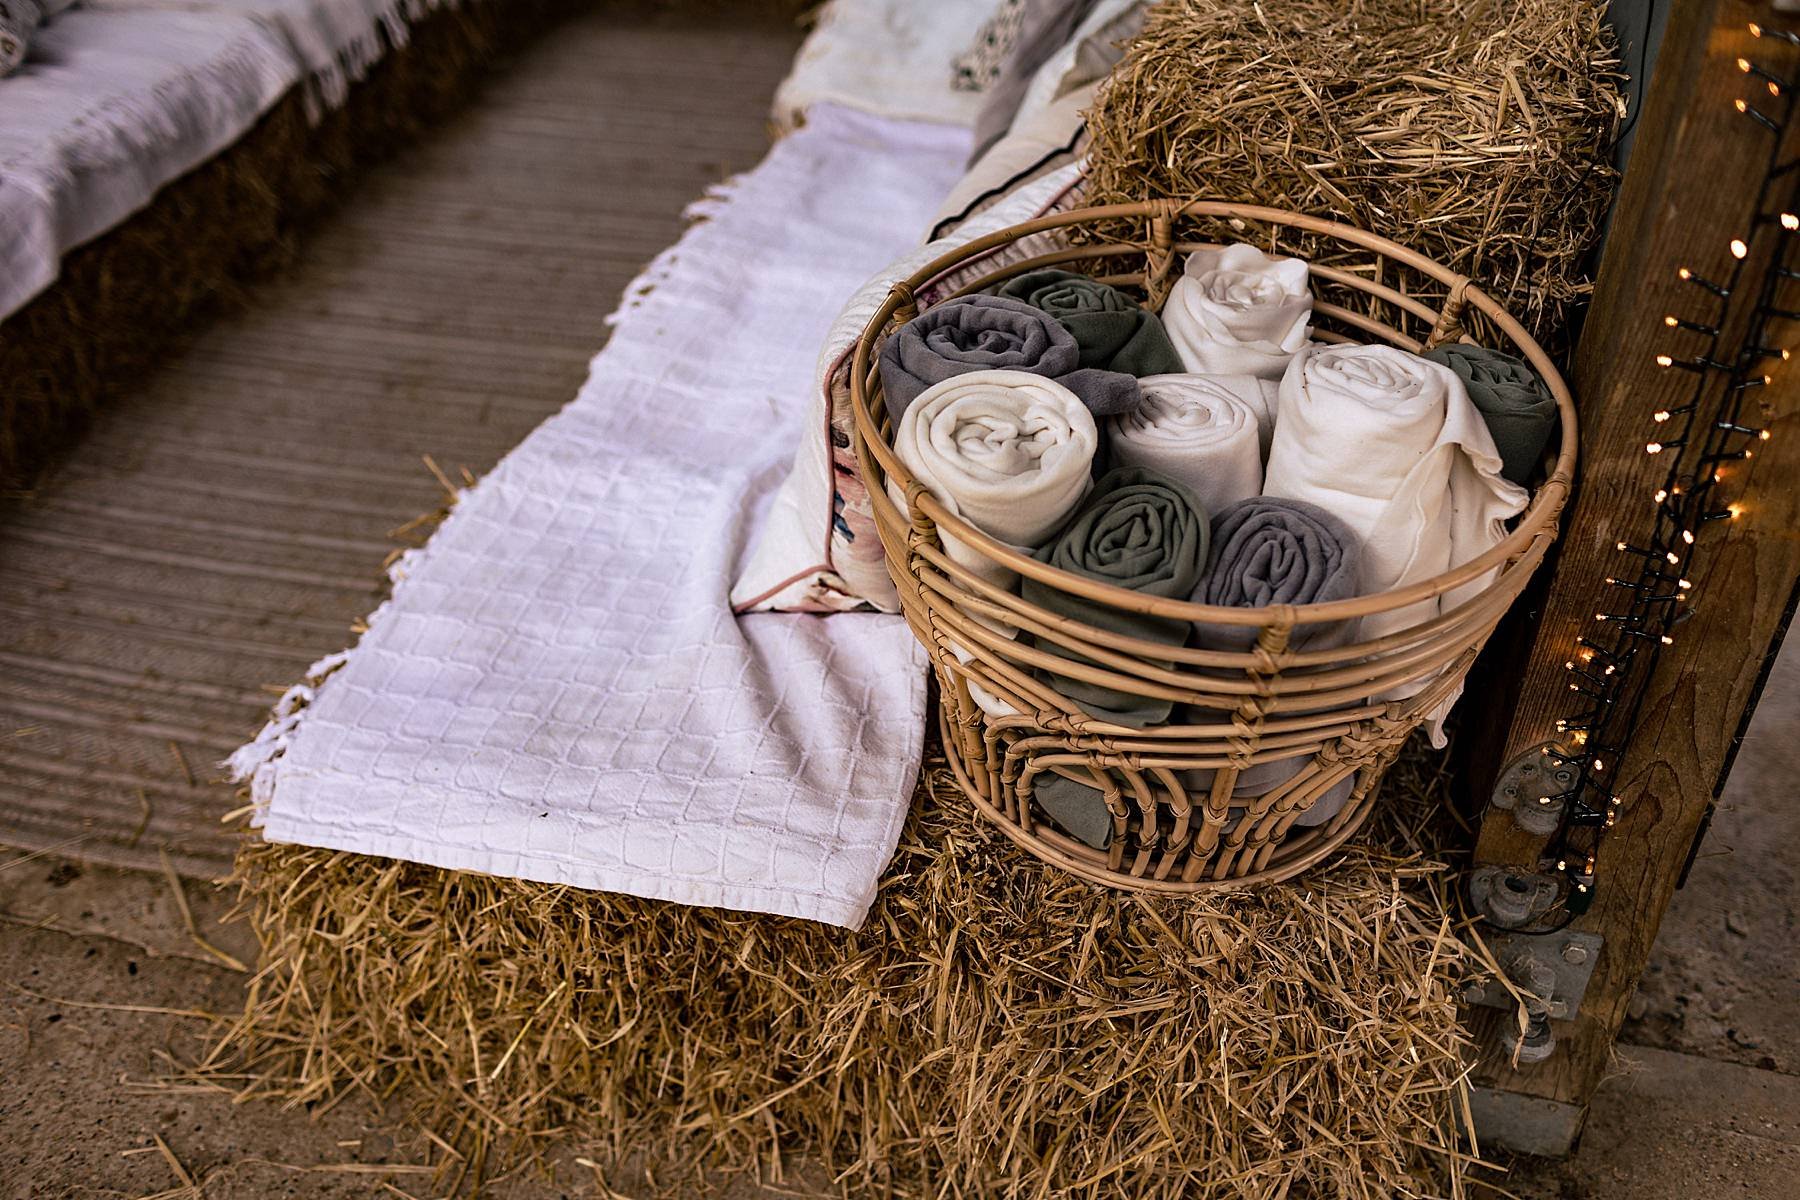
top-left (994, 269), bottom-right (1185, 376)
top-left (889, 368), bottom-right (1099, 596)
top-left (1262, 343), bottom-right (1529, 737)
top-left (1423, 342), bottom-right (1559, 485)
top-left (1021, 466), bottom-right (1208, 728)
top-left (879, 295), bottom-right (1141, 425)
top-left (1183, 496), bottom-right (1364, 824)
top-left (1190, 497), bottom-right (1361, 652)
top-left (1106, 374), bottom-right (1265, 518)
top-left (1162, 244), bottom-right (1313, 380)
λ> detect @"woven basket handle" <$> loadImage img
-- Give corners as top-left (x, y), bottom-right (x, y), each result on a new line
top-left (1423, 279), bottom-right (1471, 350)
top-left (1143, 201), bottom-right (1181, 310)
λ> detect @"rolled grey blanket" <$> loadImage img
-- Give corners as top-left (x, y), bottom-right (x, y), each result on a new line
top-left (1187, 496), bottom-right (1364, 826)
top-left (878, 295), bottom-right (1140, 425)
top-left (993, 269), bottom-right (1185, 377)
top-left (1422, 342), bottom-right (1558, 485)
top-left (1191, 497), bottom-right (1361, 653)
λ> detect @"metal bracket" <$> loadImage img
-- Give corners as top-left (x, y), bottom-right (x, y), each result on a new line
top-left (1464, 929), bottom-right (1604, 1024)
top-left (1468, 865), bottom-right (1562, 928)
top-left (1490, 741), bottom-right (1579, 835)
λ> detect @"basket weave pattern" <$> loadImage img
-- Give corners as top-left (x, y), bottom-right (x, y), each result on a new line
top-left (850, 201), bottom-right (1576, 891)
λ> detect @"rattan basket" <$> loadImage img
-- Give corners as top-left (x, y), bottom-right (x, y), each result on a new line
top-left (848, 199), bottom-right (1576, 892)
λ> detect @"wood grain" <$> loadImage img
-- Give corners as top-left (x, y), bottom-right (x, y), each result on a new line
top-left (1471, 0), bottom-right (1800, 1112)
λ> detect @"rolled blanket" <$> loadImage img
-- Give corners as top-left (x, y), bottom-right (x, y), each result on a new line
top-left (994, 269), bottom-right (1185, 376)
top-left (1190, 497), bottom-right (1361, 653)
top-left (1106, 374), bottom-right (1265, 518)
top-left (1021, 466), bottom-right (1208, 728)
top-left (889, 369), bottom-right (1098, 595)
top-left (878, 295), bottom-right (1141, 425)
top-left (1423, 342), bottom-right (1559, 485)
top-left (1184, 497), bottom-right (1364, 825)
top-left (1162, 244), bottom-right (1312, 380)
top-left (1262, 343), bottom-right (1529, 736)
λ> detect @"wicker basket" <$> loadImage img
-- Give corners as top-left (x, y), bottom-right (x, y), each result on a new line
top-left (848, 200), bottom-right (1576, 892)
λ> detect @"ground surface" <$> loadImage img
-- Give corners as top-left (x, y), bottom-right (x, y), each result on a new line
top-left (1, 6), bottom-right (1796, 1198)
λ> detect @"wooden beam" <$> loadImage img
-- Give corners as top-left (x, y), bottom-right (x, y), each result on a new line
top-left (1467, 0), bottom-right (1800, 1145)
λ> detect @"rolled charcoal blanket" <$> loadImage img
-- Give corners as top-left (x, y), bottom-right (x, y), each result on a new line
top-left (1183, 496), bottom-right (1364, 825)
top-left (1423, 342), bottom-right (1559, 485)
top-left (1020, 465), bottom-right (1208, 729)
top-left (878, 295), bottom-right (1140, 425)
top-left (1262, 343), bottom-right (1528, 739)
top-left (888, 368), bottom-right (1098, 597)
top-left (1106, 374), bottom-right (1265, 518)
top-left (1163, 244), bottom-right (1313, 380)
top-left (994, 269), bottom-right (1184, 376)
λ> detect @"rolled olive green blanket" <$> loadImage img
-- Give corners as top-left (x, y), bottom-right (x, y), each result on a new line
top-left (1422, 342), bottom-right (1558, 485)
top-left (1021, 465), bottom-right (1209, 727)
top-left (993, 269), bottom-right (1185, 377)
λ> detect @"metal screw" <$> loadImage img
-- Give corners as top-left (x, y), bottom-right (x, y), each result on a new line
top-left (1503, 784), bottom-right (1520, 799)
top-left (1561, 943), bottom-right (1589, 966)
top-left (1520, 763), bottom-right (1539, 777)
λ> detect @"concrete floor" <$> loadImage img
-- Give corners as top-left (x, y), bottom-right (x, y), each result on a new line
top-left (2, 6), bottom-right (1797, 1198)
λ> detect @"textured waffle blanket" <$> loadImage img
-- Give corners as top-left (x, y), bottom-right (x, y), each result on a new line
top-left (230, 105), bottom-right (970, 929)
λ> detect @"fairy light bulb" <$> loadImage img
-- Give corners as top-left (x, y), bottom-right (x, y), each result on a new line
top-left (1662, 634), bottom-right (1675, 645)
top-left (1730, 504), bottom-right (1744, 519)
top-left (1656, 354), bottom-right (1675, 367)
top-left (1740, 55), bottom-right (1754, 72)
top-left (1731, 238), bottom-right (1749, 259)
top-left (1666, 550), bottom-right (1681, 564)
top-left (1678, 578), bottom-right (1693, 590)
top-left (1647, 440), bottom-right (1665, 454)
top-left (1654, 488), bottom-right (1669, 503)
top-left (1737, 98), bottom-right (1751, 113)
top-left (1653, 409), bottom-right (1671, 423)
top-left (1783, 213), bottom-right (1800, 231)
top-left (1682, 529), bottom-right (1696, 544)
top-left (1752, 21), bottom-right (1764, 37)
top-left (1573, 730), bottom-right (1590, 746)
top-left (1664, 314), bottom-right (1680, 326)
top-left (1760, 428), bottom-right (1773, 440)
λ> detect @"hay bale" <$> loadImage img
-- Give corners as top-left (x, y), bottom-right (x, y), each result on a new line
top-left (1082, 0), bottom-right (1624, 345)
top-left (201, 736), bottom-right (1477, 1199)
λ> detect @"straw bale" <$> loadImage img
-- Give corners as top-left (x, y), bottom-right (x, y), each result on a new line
top-left (201, 733), bottom-right (1479, 1199)
top-left (1081, 0), bottom-right (1624, 347)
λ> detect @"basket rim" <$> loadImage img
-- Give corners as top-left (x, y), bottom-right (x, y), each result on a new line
top-left (848, 198), bottom-right (1577, 627)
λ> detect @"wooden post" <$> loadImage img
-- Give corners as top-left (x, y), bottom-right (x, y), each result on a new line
top-left (1466, 0), bottom-right (1800, 1154)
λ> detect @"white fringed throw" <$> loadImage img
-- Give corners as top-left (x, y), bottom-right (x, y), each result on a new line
top-left (230, 106), bottom-right (971, 929)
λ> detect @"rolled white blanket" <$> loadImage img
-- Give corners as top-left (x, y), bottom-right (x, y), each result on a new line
top-left (1261, 344), bottom-right (1529, 736)
top-left (1105, 374), bottom-right (1266, 519)
top-left (889, 368), bottom-right (1098, 593)
top-left (1162, 244), bottom-right (1313, 380)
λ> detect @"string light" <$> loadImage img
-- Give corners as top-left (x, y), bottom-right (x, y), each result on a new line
top-left (1736, 98), bottom-right (1782, 133)
top-left (1539, 58), bottom-right (1789, 920)
top-left (1678, 266), bottom-right (1731, 296)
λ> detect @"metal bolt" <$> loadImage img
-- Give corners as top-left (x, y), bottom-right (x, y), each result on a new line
top-left (1561, 943), bottom-right (1589, 966)
top-left (1503, 784), bottom-right (1520, 799)
top-left (1520, 763), bottom-right (1539, 777)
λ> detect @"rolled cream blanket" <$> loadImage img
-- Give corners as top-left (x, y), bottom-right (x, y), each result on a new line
top-left (1262, 343), bottom-right (1529, 738)
top-left (1106, 374), bottom-right (1265, 518)
top-left (888, 368), bottom-right (1098, 596)
top-left (879, 295), bottom-right (1141, 425)
top-left (1020, 466), bottom-right (1208, 728)
top-left (994, 269), bottom-right (1185, 377)
top-left (1162, 244), bottom-right (1312, 380)
top-left (1423, 342), bottom-right (1559, 485)
top-left (1184, 497), bottom-right (1364, 826)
